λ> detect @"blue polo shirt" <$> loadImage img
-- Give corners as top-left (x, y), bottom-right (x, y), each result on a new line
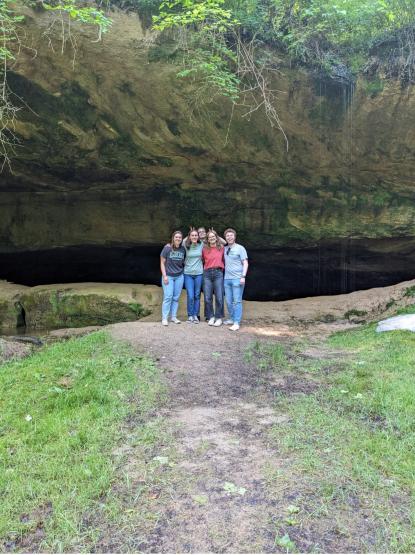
top-left (224, 243), bottom-right (248, 279)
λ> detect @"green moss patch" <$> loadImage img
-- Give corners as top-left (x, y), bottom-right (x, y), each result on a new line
top-left (20, 290), bottom-right (149, 329)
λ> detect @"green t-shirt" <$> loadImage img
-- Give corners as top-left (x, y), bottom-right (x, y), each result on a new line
top-left (184, 242), bottom-right (203, 275)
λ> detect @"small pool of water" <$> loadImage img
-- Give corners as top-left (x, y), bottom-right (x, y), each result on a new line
top-left (0, 325), bottom-right (104, 341)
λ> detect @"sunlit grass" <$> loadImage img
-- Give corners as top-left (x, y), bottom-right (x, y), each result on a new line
top-left (0, 332), bottom-right (165, 551)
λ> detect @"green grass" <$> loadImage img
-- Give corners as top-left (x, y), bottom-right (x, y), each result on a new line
top-left (245, 340), bottom-right (288, 371)
top-left (266, 324), bottom-right (415, 552)
top-left (396, 303), bottom-right (415, 315)
top-left (403, 286), bottom-right (415, 298)
top-left (0, 332), bottom-right (166, 551)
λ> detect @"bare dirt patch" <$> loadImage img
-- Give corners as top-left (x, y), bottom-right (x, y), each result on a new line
top-left (106, 321), bottom-right (294, 552)
top-left (104, 319), bottom-right (370, 553)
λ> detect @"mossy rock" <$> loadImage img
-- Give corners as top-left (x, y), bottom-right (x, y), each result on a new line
top-left (0, 300), bottom-right (23, 331)
top-left (0, 282), bottom-right (28, 331)
top-left (20, 288), bottom-right (151, 329)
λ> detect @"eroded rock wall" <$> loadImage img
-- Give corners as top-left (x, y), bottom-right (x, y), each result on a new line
top-left (0, 8), bottom-right (414, 297)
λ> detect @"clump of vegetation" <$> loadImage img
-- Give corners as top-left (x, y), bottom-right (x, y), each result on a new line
top-left (245, 340), bottom-right (287, 372)
top-left (403, 285), bottom-right (415, 297)
top-left (344, 308), bottom-right (368, 319)
top-left (363, 78), bottom-right (385, 97)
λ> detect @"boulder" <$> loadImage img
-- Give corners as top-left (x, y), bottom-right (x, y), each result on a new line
top-left (0, 338), bottom-right (32, 363)
top-left (376, 314), bottom-right (415, 333)
top-left (0, 281), bottom-right (161, 330)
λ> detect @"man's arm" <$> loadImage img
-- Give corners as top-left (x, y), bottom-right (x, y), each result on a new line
top-left (240, 259), bottom-right (248, 285)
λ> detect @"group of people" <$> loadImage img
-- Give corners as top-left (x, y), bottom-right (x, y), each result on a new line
top-left (160, 227), bottom-right (248, 331)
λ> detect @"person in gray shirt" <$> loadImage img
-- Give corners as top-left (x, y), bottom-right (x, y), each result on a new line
top-left (223, 228), bottom-right (248, 331)
top-left (160, 230), bottom-right (186, 326)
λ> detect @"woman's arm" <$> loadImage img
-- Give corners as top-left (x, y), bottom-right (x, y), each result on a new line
top-left (160, 257), bottom-right (169, 284)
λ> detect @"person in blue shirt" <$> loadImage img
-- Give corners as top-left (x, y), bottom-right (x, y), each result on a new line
top-left (223, 228), bottom-right (248, 331)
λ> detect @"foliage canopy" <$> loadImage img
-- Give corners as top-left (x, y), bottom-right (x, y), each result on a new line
top-left (0, 0), bottom-right (414, 164)
top-left (152, 0), bottom-right (415, 79)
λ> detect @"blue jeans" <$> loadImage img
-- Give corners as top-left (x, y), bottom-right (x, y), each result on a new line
top-left (204, 269), bottom-right (224, 319)
top-left (224, 278), bottom-right (245, 324)
top-left (184, 274), bottom-right (203, 318)
top-left (161, 274), bottom-right (184, 320)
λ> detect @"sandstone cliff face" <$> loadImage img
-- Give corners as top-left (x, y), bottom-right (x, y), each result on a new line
top-left (0, 8), bottom-right (414, 298)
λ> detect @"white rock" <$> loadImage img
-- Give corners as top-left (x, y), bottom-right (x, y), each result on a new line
top-left (376, 314), bottom-right (415, 333)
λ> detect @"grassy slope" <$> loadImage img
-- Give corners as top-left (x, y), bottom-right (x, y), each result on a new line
top-left (0, 332), bottom-right (166, 551)
top-left (266, 322), bottom-right (415, 552)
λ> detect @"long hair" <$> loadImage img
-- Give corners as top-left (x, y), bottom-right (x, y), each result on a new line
top-left (169, 230), bottom-right (183, 250)
top-left (205, 230), bottom-right (223, 251)
top-left (185, 227), bottom-right (201, 249)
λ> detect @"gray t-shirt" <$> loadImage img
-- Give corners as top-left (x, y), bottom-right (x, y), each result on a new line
top-left (224, 243), bottom-right (248, 279)
top-left (160, 245), bottom-right (186, 277)
top-left (184, 242), bottom-right (203, 275)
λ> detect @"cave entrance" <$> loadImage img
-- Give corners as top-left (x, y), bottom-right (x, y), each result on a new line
top-left (0, 239), bottom-right (414, 301)
top-left (15, 301), bottom-right (26, 329)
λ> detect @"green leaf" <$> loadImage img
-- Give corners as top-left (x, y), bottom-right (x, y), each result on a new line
top-left (287, 504), bottom-right (300, 514)
top-left (275, 533), bottom-right (297, 551)
top-left (223, 481), bottom-right (246, 495)
top-left (153, 455), bottom-right (169, 465)
top-left (192, 494), bottom-right (208, 505)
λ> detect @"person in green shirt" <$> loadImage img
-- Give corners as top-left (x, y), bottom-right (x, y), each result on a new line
top-left (184, 228), bottom-right (204, 323)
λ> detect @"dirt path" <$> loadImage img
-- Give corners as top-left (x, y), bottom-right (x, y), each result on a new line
top-left (108, 320), bottom-right (306, 552)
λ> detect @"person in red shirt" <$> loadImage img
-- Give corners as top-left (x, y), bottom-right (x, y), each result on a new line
top-left (202, 230), bottom-right (225, 326)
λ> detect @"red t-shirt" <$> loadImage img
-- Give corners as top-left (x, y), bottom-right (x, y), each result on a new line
top-left (202, 246), bottom-right (225, 270)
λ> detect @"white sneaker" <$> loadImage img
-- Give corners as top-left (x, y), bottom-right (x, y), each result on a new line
top-left (208, 317), bottom-right (215, 326)
top-left (162, 319), bottom-right (168, 326)
top-left (223, 319), bottom-right (233, 325)
top-left (213, 318), bottom-right (222, 327)
top-left (229, 323), bottom-right (240, 331)
top-left (187, 316), bottom-right (194, 323)
top-left (171, 317), bottom-right (181, 324)
top-left (193, 316), bottom-right (200, 324)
